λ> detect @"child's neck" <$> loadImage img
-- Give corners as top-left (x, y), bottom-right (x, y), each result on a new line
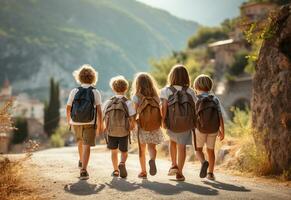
top-left (115, 92), bottom-right (125, 96)
top-left (196, 90), bottom-right (209, 95)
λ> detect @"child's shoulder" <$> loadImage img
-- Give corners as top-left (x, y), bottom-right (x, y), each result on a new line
top-left (92, 88), bottom-right (101, 95)
top-left (68, 87), bottom-right (79, 96)
top-left (186, 87), bottom-right (195, 94)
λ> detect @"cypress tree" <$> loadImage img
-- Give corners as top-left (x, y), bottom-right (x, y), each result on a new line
top-left (44, 78), bottom-right (60, 137)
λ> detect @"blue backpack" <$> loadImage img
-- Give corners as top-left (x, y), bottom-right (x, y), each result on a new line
top-left (70, 87), bottom-right (96, 127)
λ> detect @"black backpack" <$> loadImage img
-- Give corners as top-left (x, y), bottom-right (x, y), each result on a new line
top-left (71, 87), bottom-right (96, 125)
top-left (195, 94), bottom-right (220, 133)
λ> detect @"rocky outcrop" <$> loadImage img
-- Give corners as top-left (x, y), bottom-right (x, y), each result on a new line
top-left (252, 4), bottom-right (291, 174)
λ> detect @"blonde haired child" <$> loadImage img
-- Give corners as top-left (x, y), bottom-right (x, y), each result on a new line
top-left (66, 64), bottom-right (103, 180)
top-left (131, 72), bottom-right (164, 179)
top-left (103, 75), bottom-right (136, 178)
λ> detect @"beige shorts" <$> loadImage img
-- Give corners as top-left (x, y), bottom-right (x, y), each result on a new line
top-left (194, 129), bottom-right (218, 149)
top-left (73, 125), bottom-right (96, 146)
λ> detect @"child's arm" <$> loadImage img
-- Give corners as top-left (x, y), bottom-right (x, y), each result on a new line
top-left (66, 105), bottom-right (71, 126)
top-left (129, 116), bottom-right (136, 130)
top-left (160, 99), bottom-right (168, 129)
top-left (96, 105), bottom-right (103, 135)
top-left (218, 115), bottom-right (225, 141)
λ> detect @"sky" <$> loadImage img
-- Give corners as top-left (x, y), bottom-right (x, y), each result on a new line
top-left (136, 0), bottom-right (246, 26)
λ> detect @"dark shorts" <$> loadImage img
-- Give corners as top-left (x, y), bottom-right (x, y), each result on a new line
top-left (107, 135), bottom-right (129, 152)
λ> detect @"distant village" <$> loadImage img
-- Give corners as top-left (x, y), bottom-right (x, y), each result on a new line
top-left (209, 1), bottom-right (277, 118)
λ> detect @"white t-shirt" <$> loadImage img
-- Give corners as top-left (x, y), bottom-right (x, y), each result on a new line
top-left (160, 85), bottom-right (197, 102)
top-left (102, 95), bottom-right (136, 117)
top-left (67, 84), bottom-right (102, 125)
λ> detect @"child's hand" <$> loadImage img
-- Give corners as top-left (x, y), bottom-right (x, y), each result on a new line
top-left (96, 128), bottom-right (100, 136)
top-left (96, 126), bottom-right (103, 136)
top-left (162, 121), bottom-right (167, 129)
top-left (218, 130), bottom-right (224, 141)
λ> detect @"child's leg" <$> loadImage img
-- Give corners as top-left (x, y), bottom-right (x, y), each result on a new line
top-left (78, 141), bottom-right (83, 162)
top-left (148, 143), bottom-right (157, 176)
top-left (81, 144), bottom-right (90, 170)
top-left (207, 148), bottom-right (215, 173)
top-left (195, 147), bottom-right (205, 163)
top-left (111, 149), bottom-right (118, 171)
top-left (139, 143), bottom-right (147, 173)
top-left (147, 143), bottom-right (157, 160)
top-left (177, 144), bottom-right (186, 174)
top-left (120, 151), bottom-right (128, 163)
top-left (206, 133), bottom-right (218, 174)
top-left (169, 140), bottom-right (177, 167)
top-left (194, 130), bottom-right (207, 163)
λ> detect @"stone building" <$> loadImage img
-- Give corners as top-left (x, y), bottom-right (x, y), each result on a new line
top-left (208, 1), bottom-right (278, 117)
top-left (0, 79), bottom-right (46, 153)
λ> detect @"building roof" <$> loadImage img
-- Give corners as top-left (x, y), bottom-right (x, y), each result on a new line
top-left (208, 39), bottom-right (234, 48)
top-left (241, 2), bottom-right (277, 9)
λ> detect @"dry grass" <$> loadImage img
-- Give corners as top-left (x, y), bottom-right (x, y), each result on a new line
top-left (222, 108), bottom-right (274, 177)
top-left (0, 99), bottom-right (14, 133)
top-left (0, 155), bottom-right (43, 200)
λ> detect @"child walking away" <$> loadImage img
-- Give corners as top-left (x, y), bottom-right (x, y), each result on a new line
top-left (66, 64), bottom-right (103, 180)
top-left (193, 74), bottom-right (225, 181)
top-left (103, 76), bottom-right (136, 178)
top-left (160, 65), bottom-right (196, 181)
top-left (131, 73), bottom-right (164, 179)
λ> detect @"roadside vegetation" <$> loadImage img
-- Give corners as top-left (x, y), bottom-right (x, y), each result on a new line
top-left (0, 100), bottom-right (42, 200)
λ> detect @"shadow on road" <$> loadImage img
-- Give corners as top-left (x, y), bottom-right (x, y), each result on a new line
top-left (64, 180), bottom-right (105, 195)
top-left (105, 177), bottom-right (141, 192)
top-left (139, 179), bottom-right (219, 196)
top-left (202, 180), bottom-right (251, 192)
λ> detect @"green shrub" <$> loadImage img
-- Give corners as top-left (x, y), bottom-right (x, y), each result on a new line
top-left (228, 50), bottom-right (248, 76)
top-left (226, 108), bottom-right (272, 175)
top-left (188, 27), bottom-right (228, 49)
top-left (50, 126), bottom-right (70, 148)
top-left (12, 117), bottom-right (28, 144)
top-left (226, 107), bottom-right (251, 137)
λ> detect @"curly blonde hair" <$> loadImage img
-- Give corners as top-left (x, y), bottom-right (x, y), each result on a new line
top-left (73, 64), bottom-right (98, 85)
top-left (110, 75), bottom-right (129, 93)
top-left (131, 72), bottom-right (159, 97)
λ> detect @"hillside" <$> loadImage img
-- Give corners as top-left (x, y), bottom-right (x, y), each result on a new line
top-left (0, 0), bottom-right (198, 97)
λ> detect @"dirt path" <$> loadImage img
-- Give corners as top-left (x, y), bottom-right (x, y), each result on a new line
top-left (19, 146), bottom-right (291, 200)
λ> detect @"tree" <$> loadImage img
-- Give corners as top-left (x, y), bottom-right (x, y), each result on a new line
top-left (221, 18), bottom-right (238, 34)
top-left (229, 50), bottom-right (248, 76)
top-left (187, 27), bottom-right (228, 49)
top-left (12, 117), bottom-right (28, 144)
top-left (44, 78), bottom-right (60, 137)
top-left (150, 55), bottom-right (178, 87)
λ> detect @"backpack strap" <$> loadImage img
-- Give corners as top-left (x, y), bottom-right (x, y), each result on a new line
top-left (169, 86), bottom-right (177, 94)
top-left (88, 86), bottom-right (97, 129)
top-left (182, 87), bottom-right (188, 91)
top-left (94, 106), bottom-right (97, 129)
